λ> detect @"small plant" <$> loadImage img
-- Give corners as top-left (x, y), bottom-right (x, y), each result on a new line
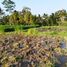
top-left (27, 28), bottom-right (38, 35)
top-left (4, 27), bottom-right (15, 32)
top-left (50, 31), bottom-right (58, 35)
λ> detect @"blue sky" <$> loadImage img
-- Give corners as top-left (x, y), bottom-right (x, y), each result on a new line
top-left (0, 0), bottom-right (67, 15)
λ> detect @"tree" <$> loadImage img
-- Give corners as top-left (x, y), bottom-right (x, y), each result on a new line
top-left (19, 13), bottom-right (25, 25)
top-left (29, 14), bottom-right (34, 24)
top-left (48, 13), bottom-right (58, 26)
top-left (0, 8), bottom-right (4, 19)
top-left (32, 15), bottom-right (37, 25)
top-left (9, 10), bottom-right (19, 25)
top-left (36, 14), bottom-right (43, 26)
top-left (2, 0), bottom-right (16, 13)
top-left (55, 9), bottom-right (67, 21)
top-left (2, 15), bottom-right (9, 24)
top-left (24, 11), bottom-right (31, 24)
top-left (22, 7), bottom-right (31, 12)
top-left (22, 7), bottom-right (31, 24)
top-left (42, 13), bottom-right (49, 26)
top-left (0, 7), bottom-right (5, 24)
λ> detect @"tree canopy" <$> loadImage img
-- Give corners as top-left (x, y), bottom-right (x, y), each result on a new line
top-left (2, 0), bottom-right (16, 13)
top-left (0, 1), bottom-right (67, 26)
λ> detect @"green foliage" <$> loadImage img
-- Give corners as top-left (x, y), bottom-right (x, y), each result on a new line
top-left (24, 11), bottom-right (31, 24)
top-left (0, 0), bottom-right (67, 26)
top-left (50, 31), bottom-right (58, 35)
top-left (0, 8), bottom-right (4, 20)
top-left (2, 0), bottom-right (16, 13)
top-left (4, 27), bottom-right (15, 32)
top-left (18, 14), bottom-right (25, 24)
top-left (0, 6), bottom-right (67, 26)
top-left (27, 28), bottom-right (38, 35)
top-left (55, 9), bottom-right (67, 22)
top-left (48, 13), bottom-right (58, 26)
top-left (2, 16), bottom-right (9, 24)
top-left (9, 10), bottom-right (19, 24)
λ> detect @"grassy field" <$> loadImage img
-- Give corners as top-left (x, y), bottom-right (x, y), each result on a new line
top-left (0, 25), bottom-right (67, 38)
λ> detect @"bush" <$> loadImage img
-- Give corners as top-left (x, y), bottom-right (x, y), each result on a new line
top-left (27, 28), bottom-right (38, 35)
top-left (4, 27), bottom-right (15, 32)
top-left (22, 25), bottom-right (40, 30)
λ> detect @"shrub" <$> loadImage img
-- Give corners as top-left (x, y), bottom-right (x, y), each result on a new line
top-left (4, 27), bottom-right (15, 32)
top-left (27, 28), bottom-right (38, 35)
top-left (22, 25), bottom-right (40, 30)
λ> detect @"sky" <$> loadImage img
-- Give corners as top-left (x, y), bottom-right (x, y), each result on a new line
top-left (0, 0), bottom-right (67, 15)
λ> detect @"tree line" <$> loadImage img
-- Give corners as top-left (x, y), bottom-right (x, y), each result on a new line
top-left (0, 0), bottom-right (67, 26)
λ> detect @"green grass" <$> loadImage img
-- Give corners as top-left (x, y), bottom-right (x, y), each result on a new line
top-left (0, 25), bottom-right (67, 37)
top-left (2, 25), bottom-right (39, 31)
